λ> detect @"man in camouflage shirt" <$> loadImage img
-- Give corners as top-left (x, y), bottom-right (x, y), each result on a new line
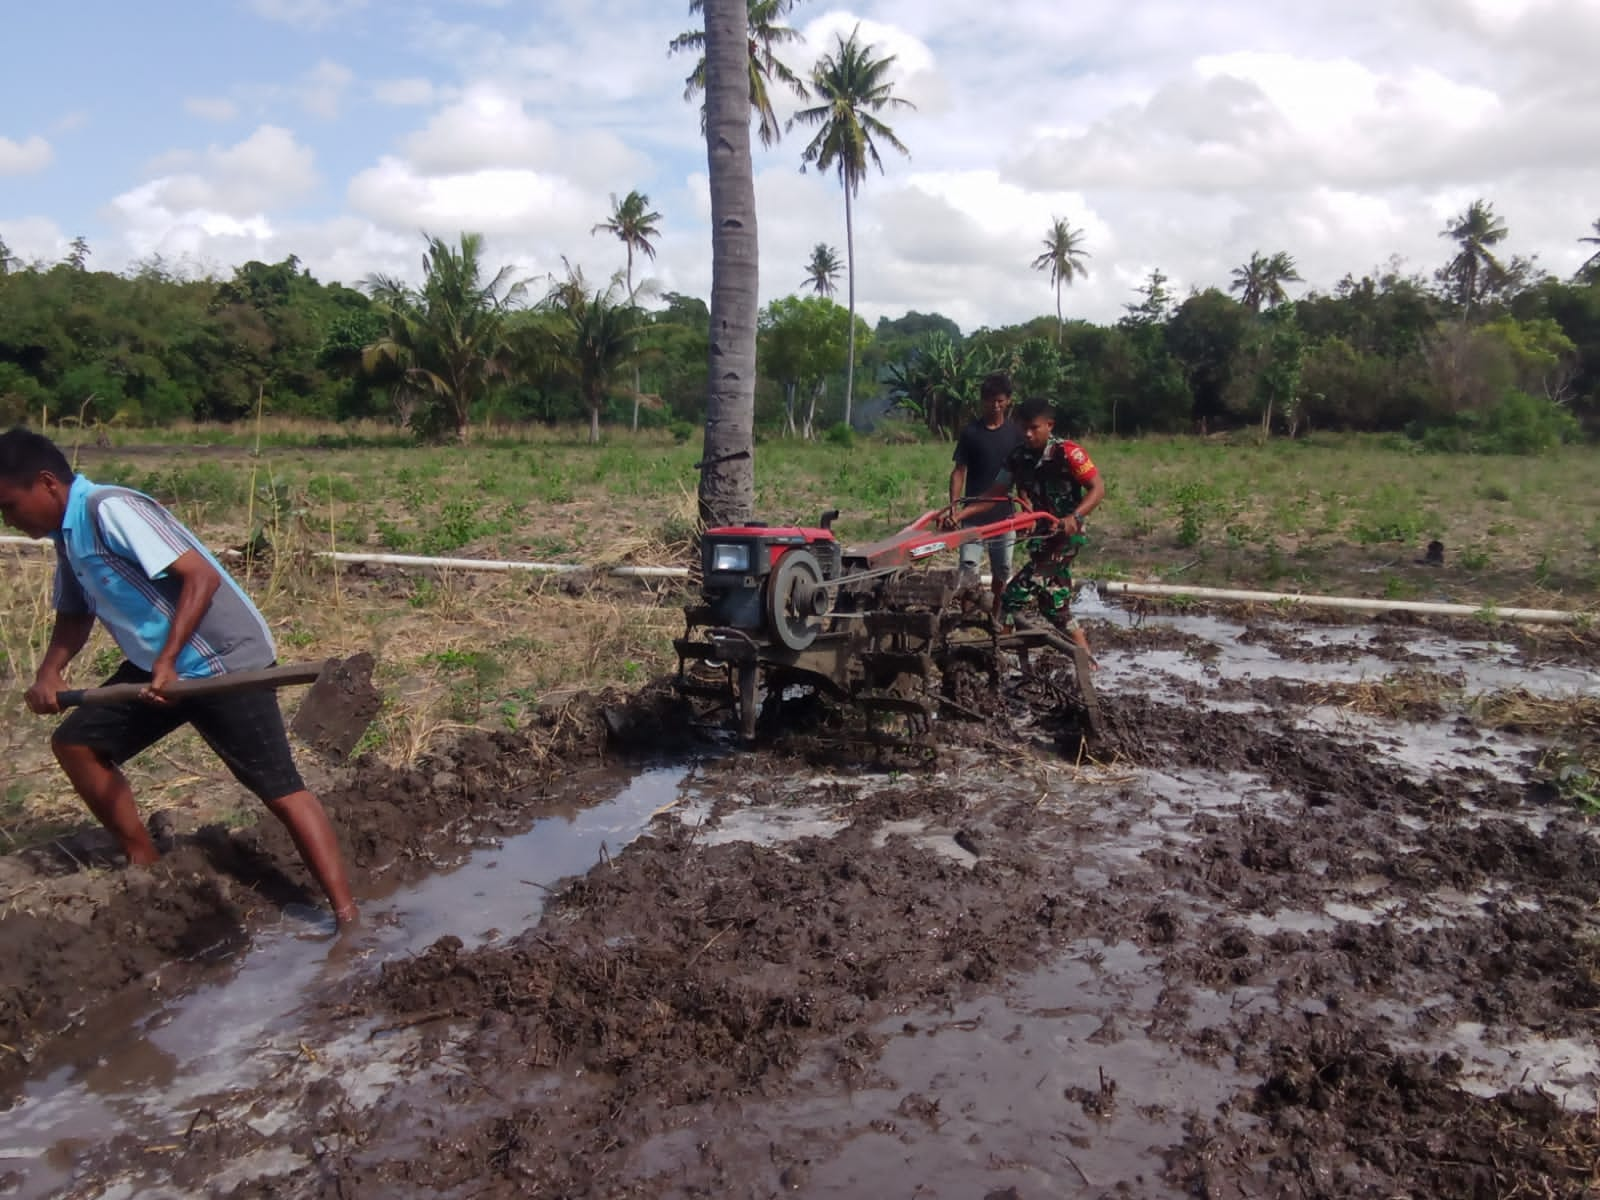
top-left (953, 397), bottom-right (1106, 660)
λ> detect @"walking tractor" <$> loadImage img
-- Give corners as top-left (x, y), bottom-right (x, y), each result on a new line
top-left (673, 505), bottom-right (1101, 746)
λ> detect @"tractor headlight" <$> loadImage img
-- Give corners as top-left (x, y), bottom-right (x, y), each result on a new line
top-left (710, 543), bottom-right (750, 574)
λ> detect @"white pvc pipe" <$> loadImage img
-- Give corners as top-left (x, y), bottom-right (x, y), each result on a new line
top-left (2, 537), bottom-right (684, 580)
top-left (318, 550), bottom-right (686, 579)
top-left (9, 534), bottom-right (1591, 624)
top-left (1100, 581), bottom-right (1590, 626)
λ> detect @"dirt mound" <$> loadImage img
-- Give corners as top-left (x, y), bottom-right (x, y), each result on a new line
top-left (1174, 1028), bottom-right (1600, 1198)
top-left (362, 815), bottom-right (1062, 1082)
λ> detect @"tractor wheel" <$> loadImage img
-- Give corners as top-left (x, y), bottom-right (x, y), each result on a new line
top-left (767, 548), bottom-right (827, 651)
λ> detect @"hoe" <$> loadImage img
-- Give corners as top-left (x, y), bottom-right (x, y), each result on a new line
top-left (674, 506), bottom-right (1101, 746)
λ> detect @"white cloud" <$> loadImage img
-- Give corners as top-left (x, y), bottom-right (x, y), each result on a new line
top-left (0, 134), bottom-right (53, 176)
top-left (373, 77), bottom-right (438, 107)
top-left (300, 60), bottom-right (354, 120)
top-left (107, 125), bottom-right (319, 251)
top-left (0, 217), bottom-right (68, 267)
top-left (185, 96), bottom-right (239, 122)
top-left (348, 157), bottom-right (593, 241)
top-left (400, 84), bottom-right (646, 188)
top-left (247, 0), bottom-right (365, 30)
top-left (1008, 52), bottom-right (1518, 195)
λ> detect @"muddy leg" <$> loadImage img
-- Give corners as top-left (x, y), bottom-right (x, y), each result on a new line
top-left (52, 740), bottom-right (160, 865)
top-left (1040, 556), bottom-right (1097, 670)
top-left (263, 790), bottom-right (358, 927)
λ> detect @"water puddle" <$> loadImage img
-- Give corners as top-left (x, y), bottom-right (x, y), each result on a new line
top-left (1292, 705), bottom-right (1540, 785)
top-left (1097, 607), bottom-right (1599, 697)
top-left (1396, 1022), bottom-right (1600, 1109)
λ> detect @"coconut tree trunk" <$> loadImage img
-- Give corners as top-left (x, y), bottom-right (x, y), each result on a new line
top-left (1055, 279), bottom-right (1063, 345)
top-left (697, 0), bottom-right (758, 528)
top-left (843, 181), bottom-right (856, 429)
top-left (627, 250), bottom-right (642, 433)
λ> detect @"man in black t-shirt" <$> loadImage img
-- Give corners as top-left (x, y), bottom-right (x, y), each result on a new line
top-left (949, 371), bottom-right (1024, 607)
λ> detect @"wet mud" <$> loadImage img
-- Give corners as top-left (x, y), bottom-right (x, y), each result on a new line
top-left (3, 607), bottom-right (1598, 1198)
top-left (0, 685), bottom-right (691, 1099)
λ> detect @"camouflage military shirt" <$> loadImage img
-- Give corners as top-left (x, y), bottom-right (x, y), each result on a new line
top-left (997, 436), bottom-right (1099, 518)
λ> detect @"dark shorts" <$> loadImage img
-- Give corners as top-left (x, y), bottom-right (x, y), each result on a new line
top-left (54, 661), bottom-right (306, 802)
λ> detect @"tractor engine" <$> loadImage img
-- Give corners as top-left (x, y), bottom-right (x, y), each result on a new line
top-left (697, 510), bottom-right (842, 649)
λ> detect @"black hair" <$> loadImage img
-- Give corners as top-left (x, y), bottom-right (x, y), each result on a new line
top-left (1014, 397), bottom-right (1055, 425)
top-left (979, 371), bottom-right (1014, 402)
top-left (0, 428), bottom-right (74, 487)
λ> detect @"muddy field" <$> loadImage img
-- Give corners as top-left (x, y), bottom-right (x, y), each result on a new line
top-left (1, 602), bottom-right (1598, 1199)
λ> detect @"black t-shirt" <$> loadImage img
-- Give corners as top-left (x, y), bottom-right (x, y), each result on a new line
top-left (953, 418), bottom-right (1023, 499)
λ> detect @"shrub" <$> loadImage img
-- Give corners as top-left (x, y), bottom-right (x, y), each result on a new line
top-left (1412, 391), bottom-right (1580, 456)
top-left (823, 422), bottom-right (855, 448)
top-left (1478, 390), bottom-right (1579, 455)
top-left (0, 364), bottom-right (47, 425)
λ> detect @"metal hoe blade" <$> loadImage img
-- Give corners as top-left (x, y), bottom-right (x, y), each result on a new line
top-left (289, 652), bottom-right (382, 762)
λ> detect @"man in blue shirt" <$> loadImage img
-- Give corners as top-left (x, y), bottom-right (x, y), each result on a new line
top-left (0, 429), bottom-right (357, 928)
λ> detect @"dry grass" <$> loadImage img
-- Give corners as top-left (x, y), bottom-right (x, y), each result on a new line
top-left (0, 534), bottom-right (686, 851)
top-left (1306, 670), bottom-right (1465, 721)
top-left (1471, 689), bottom-right (1600, 738)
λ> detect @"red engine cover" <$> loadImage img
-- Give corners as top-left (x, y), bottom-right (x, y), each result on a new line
top-left (704, 525), bottom-right (838, 574)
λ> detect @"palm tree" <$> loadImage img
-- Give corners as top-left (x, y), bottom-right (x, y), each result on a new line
top-left (1030, 218), bottom-right (1090, 343)
top-left (1578, 218), bottom-right (1600, 282)
top-left (1440, 199), bottom-right (1508, 313)
top-left (362, 232), bottom-right (524, 443)
top-left (591, 190), bottom-right (661, 300)
top-left (802, 243), bottom-right (841, 297)
top-left (0, 235), bottom-right (17, 276)
top-left (698, 0), bottom-right (759, 526)
top-left (536, 263), bottom-right (648, 445)
top-left (1230, 250), bottom-right (1302, 312)
top-left (669, 0), bottom-right (809, 149)
top-left (790, 26), bottom-right (915, 427)
top-left (592, 189), bottom-right (662, 430)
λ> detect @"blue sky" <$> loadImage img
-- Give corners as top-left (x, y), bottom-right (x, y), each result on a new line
top-left (4, 0), bottom-right (1598, 329)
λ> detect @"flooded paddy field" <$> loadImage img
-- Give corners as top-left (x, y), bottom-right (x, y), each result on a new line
top-left (1, 604), bottom-right (1597, 1198)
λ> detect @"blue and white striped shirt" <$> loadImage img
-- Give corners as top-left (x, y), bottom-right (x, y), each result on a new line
top-left (51, 476), bottom-right (276, 678)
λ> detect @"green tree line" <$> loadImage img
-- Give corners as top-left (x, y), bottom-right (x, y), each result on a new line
top-left (2, 205), bottom-right (1597, 451)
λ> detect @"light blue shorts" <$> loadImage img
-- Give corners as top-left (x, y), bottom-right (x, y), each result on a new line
top-left (959, 530), bottom-right (1015, 581)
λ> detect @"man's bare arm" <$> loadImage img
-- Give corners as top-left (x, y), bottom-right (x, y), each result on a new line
top-left (144, 550), bottom-right (222, 699)
top-left (25, 612), bottom-right (96, 714)
top-left (1061, 474), bottom-right (1107, 533)
top-left (948, 464), bottom-right (968, 507)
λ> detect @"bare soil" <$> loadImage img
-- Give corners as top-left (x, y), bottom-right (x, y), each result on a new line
top-left (2, 609), bottom-right (1597, 1199)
